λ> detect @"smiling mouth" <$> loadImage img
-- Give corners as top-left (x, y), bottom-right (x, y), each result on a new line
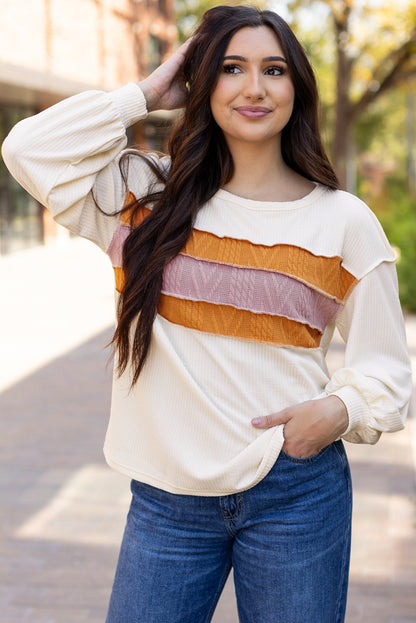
top-left (234, 106), bottom-right (272, 118)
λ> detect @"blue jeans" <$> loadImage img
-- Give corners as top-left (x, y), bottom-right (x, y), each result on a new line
top-left (106, 440), bottom-right (352, 623)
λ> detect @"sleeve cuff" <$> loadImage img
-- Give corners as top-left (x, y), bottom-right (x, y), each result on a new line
top-left (109, 83), bottom-right (148, 129)
top-left (327, 385), bottom-right (370, 436)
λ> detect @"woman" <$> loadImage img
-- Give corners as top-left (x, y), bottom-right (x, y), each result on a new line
top-left (2, 5), bottom-right (412, 622)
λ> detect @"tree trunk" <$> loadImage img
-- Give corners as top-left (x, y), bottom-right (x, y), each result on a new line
top-left (407, 93), bottom-right (416, 195)
top-left (330, 10), bottom-right (355, 191)
top-left (332, 104), bottom-right (354, 191)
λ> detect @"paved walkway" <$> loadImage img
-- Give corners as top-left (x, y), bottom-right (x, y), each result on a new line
top-left (0, 238), bottom-right (415, 622)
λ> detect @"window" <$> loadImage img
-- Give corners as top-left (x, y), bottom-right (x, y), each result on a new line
top-left (148, 35), bottom-right (163, 73)
top-left (0, 104), bottom-right (43, 255)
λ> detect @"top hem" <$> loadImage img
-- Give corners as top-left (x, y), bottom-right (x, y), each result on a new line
top-left (103, 438), bottom-right (283, 497)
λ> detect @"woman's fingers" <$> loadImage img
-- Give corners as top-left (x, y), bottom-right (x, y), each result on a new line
top-left (251, 409), bottom-right (291, 429)
top-left (139, 38), bottom-right (194, 111)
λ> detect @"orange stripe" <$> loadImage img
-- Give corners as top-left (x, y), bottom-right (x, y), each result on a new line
top-left (113, 266), bottom-right (125, 293)
top-left (117, 204), bottom-right (356, 302)
top-left (158, 294), bottom-right (322, 348)
top-left (120, 192), bottom-right (147, 226)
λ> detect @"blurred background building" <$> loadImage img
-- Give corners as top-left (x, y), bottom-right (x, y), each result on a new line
top-left (0, 0), bottom-right (177, 255)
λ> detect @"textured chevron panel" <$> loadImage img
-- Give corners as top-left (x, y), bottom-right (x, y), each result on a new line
top-left (107, 224), bottom-right (130, 267)
top-left (114, 203), bottom-right (356, 303)
top-left (109, 193), bottom-right (356, 346)
top-left (162, 254), bottom-right (341, 332)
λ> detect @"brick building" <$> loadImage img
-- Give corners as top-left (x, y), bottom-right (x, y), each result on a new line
top-left (0, 0), bottom-right (177, 254)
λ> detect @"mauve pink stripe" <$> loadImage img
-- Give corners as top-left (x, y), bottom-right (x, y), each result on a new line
top-left (107, 224), bottom-right (131, 267)
top-left (162, 254), bottom-right (341, 332)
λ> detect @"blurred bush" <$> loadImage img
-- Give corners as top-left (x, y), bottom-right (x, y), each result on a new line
top-left (374, 180), bottom-right (416, 312)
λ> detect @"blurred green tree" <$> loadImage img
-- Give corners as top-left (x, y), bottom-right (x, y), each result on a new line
top-left (285, 0), bottom-right (416, 190)
top-left (175, 0), bottom-right (267, 42)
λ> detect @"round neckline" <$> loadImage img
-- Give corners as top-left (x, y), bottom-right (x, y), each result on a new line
top-left (215, 183), bottom-right (328, 211)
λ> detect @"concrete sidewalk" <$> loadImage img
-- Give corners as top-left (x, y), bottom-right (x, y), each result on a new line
top-left (0, 239), bottom-right (415, 622)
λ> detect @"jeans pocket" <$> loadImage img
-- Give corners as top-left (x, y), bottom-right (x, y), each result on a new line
top-left (279, 444), bottom-right (331, 464)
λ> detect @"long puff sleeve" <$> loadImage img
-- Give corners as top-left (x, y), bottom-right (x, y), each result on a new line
top-left (325, 260), bottom-right (412, 444)
top-left (1, 83), bottom-right (152, 251)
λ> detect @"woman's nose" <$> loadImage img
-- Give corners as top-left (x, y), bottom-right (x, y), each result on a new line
top-left (244, 71), bottom-right (266, 100)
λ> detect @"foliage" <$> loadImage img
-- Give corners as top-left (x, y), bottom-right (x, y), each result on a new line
top-left (285, 0), bottom-right (416, 106)
top-left (175, 0), bottom-right (218, 41)
top-left (371, 179), bottom-right (416, 311)
top-left (174, 0), bottom-right (267, 41)
top-left (283, 0), bottom-right (416, 188)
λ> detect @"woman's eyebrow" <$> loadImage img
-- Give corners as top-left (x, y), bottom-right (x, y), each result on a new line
top-left (223, 54), bottom-right (288, 63)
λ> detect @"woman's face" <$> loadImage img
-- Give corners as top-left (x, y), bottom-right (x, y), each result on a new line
top-left (210, 26), bottom-right (295, 150)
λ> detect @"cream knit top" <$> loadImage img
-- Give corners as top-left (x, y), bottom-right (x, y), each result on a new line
top-left (2, 83), bottom-right (412, 495)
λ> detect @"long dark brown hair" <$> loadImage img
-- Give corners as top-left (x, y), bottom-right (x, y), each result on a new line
top-left (112, 4), bottom-right (339, 385)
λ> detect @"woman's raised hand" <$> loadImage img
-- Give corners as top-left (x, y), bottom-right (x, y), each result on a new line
top-left (139, 38), bottom-right (192, 112)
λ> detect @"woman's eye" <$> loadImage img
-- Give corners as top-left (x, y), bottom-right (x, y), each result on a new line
top-left (223, 64), bottom-right (241, 74)
top-left (265, 66), bottom-right (285, 76)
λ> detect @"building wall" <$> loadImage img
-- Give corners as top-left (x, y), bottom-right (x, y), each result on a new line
top-left (0, 0), bottom-right (178, 254)
top-left (0, 0), bottom-right (177, 95)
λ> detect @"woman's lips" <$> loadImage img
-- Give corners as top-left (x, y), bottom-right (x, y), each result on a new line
top-left (234, 106), bottom-right (271, 118)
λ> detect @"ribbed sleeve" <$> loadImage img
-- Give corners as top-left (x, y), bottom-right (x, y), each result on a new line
top-left (327, 261), bottom-right (411, 443)
top-left (1, 83), bottom-right (149, 250)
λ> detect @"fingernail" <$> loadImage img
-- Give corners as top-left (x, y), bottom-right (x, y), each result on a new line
top-left (251, 417), bottom-right (263, 427)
